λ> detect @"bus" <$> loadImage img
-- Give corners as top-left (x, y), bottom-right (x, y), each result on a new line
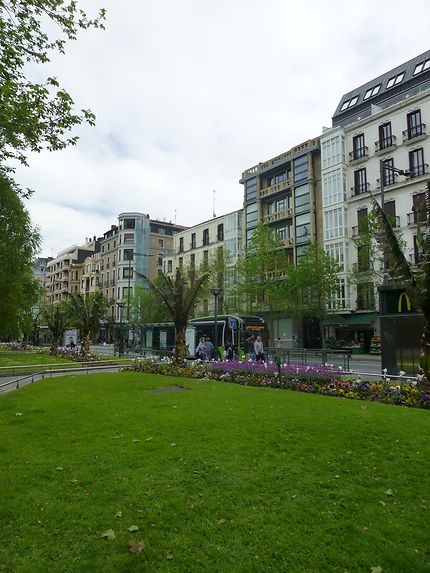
top-left (139, 315), bottom-right (269, 358)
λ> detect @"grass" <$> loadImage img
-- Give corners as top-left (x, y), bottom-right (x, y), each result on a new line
top-left (0, 352), bottom-right (129, 376)
top-left (0, 372), bottom-right (429, 572)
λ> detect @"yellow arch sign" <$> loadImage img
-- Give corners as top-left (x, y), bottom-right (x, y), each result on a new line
top-left (398, 292), bottom-right (411, 313)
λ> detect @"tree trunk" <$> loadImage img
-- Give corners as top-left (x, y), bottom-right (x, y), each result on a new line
top-left (174, 323), bottom-right (187, 364)
top-left (81, 332), bottom-right (91, 357)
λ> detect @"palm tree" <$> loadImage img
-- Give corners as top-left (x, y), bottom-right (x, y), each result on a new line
top-left (66, 292), bottom-right (107, 357)
top-left (372, 180), bottom-right (430, 382)
top-left (140, 268), bottom-right (209, 363)
top-left (43, 304), bottom-right (70, 353)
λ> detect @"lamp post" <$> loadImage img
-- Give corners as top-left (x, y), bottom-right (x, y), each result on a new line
top-left (379, 160), bottom-right (412, 283)
top-left (117, 299), bottom-right (125, 357)
top-left (210, 287), bottom-right (223, 359)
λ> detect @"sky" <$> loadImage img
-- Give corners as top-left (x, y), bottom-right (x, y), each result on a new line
top-left (15, 0), bottom-right (430, 257)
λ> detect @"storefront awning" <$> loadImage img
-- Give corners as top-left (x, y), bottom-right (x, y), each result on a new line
top-left (323, 313), bottom-right (378, 327)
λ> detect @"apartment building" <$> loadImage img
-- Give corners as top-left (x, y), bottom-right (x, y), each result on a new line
top-left (240, 138), bottom-right (322, 264)
top-left (46, 237), bottom-right (101, 304)
top-left (321, 49), bottom-right (430, 348)
top-left (163, 210), bottom-right (243, 314)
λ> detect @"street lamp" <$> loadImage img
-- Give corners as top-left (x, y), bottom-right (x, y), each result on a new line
top-left (210, 287), bottom-right (223, 359)
top-left (117, 299), bottom-right (125, 357)
top-left (378, 160), bottom-right (412, 283)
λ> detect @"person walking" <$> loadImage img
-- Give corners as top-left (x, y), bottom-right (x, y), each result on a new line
top-left (254, 335), bottom-right (264, 362)
top-left (195, 337), bottom-right (206, 360)
top-left (204, 336), bottom-right (214, 360)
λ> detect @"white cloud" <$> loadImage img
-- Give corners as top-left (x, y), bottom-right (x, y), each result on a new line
top-left (14, 0), bottom-right (430, 255)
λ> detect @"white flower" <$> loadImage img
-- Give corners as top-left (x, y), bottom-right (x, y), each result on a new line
top-left (399, 370), bottom-right (406, 377)
top-left (382, 368), bottom-right (388, 374)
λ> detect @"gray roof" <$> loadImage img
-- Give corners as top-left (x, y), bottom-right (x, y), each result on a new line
top-left (332, 50), bottom-right (430, 127)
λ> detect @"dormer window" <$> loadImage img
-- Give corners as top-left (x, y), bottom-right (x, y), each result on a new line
top-left (340, 95), bottom-right (359, 111)
top-left (386, 72), bottom-right (405, 89)
top-left (414, 59), bottom-right (430, 75)
top-left (363, 84), bottom-right (381, 100)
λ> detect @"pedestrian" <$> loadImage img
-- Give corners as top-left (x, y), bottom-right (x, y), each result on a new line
top-left (195, 337), bottom-right (206, 360)
top-left (254, 335), bottom-right (264, 362)
top-left (246, 334), bottom-right (255, 359)
top-left (225, 342), bottom-right (234, 360)
top-left (204, 336), bottom-right (214, 360)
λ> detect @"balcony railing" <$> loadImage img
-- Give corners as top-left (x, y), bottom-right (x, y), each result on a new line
top-left (402, 123), bottom-right (426, 142)
top-left (407, 211), bottom-right (427, 225)
top-left (349, 146), bottom-right (368, 162)
top-left (375, 135), bottom-right (396, 152)
top-left (263, 207), bottom-right (293, 224)
top-left (410, 163), bottom-right (429, 178)
top-left (259, 178), bottom-right (292, 199)
top-left (350, 182), bottom-right (370, 197)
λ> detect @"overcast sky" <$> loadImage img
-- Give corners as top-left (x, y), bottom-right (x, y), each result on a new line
top-left (16, 0), bottom-right (430, 257)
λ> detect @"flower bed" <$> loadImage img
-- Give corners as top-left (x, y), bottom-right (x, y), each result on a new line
top-left (125, 358), bottom-right (430, 410)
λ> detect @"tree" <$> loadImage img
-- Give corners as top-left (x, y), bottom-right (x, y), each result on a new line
top-left (17, 274), bottom-right (42, 347)
top-left (43, 303), bottom-right (70, 352)
top-left (132, 281), bottom-right (170, 324)
top-left (66, 292), bottom-right (107, 357)
top-left (234, 223), bottom-right (290, 335)
top-left (0, 174), bottom-right (40, 338)
top-left (0, 0), bottom-right (105, 194)
top-left (286, 243), bottom-right (341, 348)
top-left (142, 269), bottom-right (209, 363)
top-left (371, 183), bottom-right (430, 381)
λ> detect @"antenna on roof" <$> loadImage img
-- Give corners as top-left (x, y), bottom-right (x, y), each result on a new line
top-left (213, 190), bottom-right (216, 218)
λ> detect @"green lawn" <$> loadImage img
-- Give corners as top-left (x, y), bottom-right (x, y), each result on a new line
top-left (0, 353), bottom-right (129, 376)
top-left (0, 372), bottom-right (429, 572)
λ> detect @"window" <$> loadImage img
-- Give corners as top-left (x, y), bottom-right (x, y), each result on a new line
top-left (293, 155), bottom-right (308, 183)
top-left (382, 158), bottom-right (395, 186)
top-left (217, 224), bottom-right (224, 241)
top-left (123, 249), bottom-right (133, 261)
top-left (357, 207), bottom-right (368, 234)
top-left (178, 257), bottom-right (183, 269)
top-left (386, 72), bottom-right (404, 89)
top-left (353, 168), bottom-right (367, 195)
top-left (409, 148), bottom-right (425, 177)
top-left (158, 239), bottom-right (164, 247)
top-left (157, 254), bottom-right (163, 267)
top-left (276, 227), bottom-right (287, 240)
top-left (167, 260), bottom-right (173, 273)
top-left (123, 218), bottom-right (135, 229)
top-left (191, 233), bottom-right (196, 249)
top-left (385, 201), bottom-right (397, 227)
top-left (340, 95), bottom-right (359, 111)
top-left (352, 133), bottom-right (366, 159)
top-left (190, 254), bottom-right (195, 270)
top-left (357, 283), bottom-right (375, 310)
top-left (246, 203), bottom-right (258, 227)
top-left (412, 193), bottom-right (426, 223)
top-left (324, 208), bottom-right (346, 240)
top-left (325, 242), bottom-right (347, 272)
top-left (179, 237), bottom-right (184, 252)
top-left (378, 122), bottom-right (393, 149)
top-left (363, 84), bottom-right (381, 100)
top-left (123, 267), bottom-right (133, 279)
top-left (245, 178), bottom-right (257, 202)
top-left (202, 228), bottom-right (209, 246)
top-left (123, 233), bottom-right (134, 244)
top-left (203, 250), bottom-right (209, 268)
top-left (357, 245), bottom-right (370, 272)
top-left (323, 169), bottom-right (345, 207)
top-left (406, 110), bottom-right (423, 139)
top-left (322, 135), bottom-right (345, 168)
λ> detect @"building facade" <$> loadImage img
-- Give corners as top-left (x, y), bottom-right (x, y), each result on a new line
top-left (321, 49), bottom-right (430, 348)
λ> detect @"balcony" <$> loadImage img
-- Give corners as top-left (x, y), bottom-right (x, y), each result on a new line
top-left (349, 146), bottom-right (368, 163)
top-left (410, 163), bottom-right (429, 178)
top-left (259, 178), bottom-right (292, 200)
top-left (375, 135), bottom-right (396, 153)
top-left (402, 123), bottom-right (426, 143)
top-left (280, 237), bottom-right (294, 248)
top-left (263, 207), bottom-right (293, 224)
top-left (350, 182), bottom-right (370, 197)
top-left (407, 211), bottom-right (427, 225)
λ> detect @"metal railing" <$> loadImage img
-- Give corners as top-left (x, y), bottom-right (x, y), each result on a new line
top-left (0, 361), bottom-right (131, 393)
top-left (264, 347), bottom-right (351, 371)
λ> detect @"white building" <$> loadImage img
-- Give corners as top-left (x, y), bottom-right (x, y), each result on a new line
top-left (321, 50), bottom-right (430, 348)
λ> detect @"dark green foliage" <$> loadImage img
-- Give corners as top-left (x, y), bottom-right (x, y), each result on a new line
top-left (66, 292), bottom-right (108, 356)
top-left (0, 0), bottom-right (105, 193)
top-left (0, 175), bottom-right (40, 337)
